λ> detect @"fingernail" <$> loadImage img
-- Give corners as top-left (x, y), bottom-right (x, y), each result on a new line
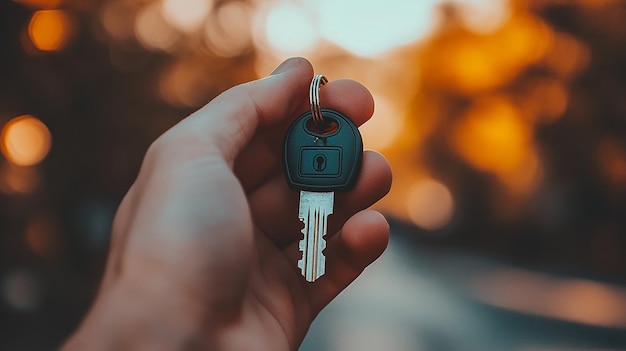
top-left (270, 57), bottom-right (301, 76)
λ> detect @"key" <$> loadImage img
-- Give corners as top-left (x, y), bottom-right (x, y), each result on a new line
top-left (284, 108), bottom-right (363, 282)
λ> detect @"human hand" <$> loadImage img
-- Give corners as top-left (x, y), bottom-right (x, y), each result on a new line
top-left (63, 57), bottom-right (392, 351)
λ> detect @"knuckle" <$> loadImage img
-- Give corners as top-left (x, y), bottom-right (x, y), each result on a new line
top-left (144, 130), bottom-right (178, 167)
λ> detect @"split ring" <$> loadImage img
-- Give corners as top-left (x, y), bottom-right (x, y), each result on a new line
top-left (309, 74), bottom-right (328, 127)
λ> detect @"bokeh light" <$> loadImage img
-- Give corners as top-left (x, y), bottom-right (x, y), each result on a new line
top-left (162, 0), bottom-right (213, 33)
top-left (522, 78), bottom-right (569, 123)
top-left (452, 97), bottom-right (530, 174)
top-left (158, 60), bottom-right (211, 107)
top-left (451, 97), bottom-right (541, 193)
top-left (421, 13), bottom-right (552, 94)
top-left (2, 270), bottom-right (42, 312)
top-left (100, 0), bottom-right (138, 41)
top-left (543, 32), bottom-right (591, 78)
top-left (308, 0), bottom-right (437, 57)
top-left (204, 2), bottom-right (253, 58)
top-left (470, 268), bottom-right (626, 329)
top-left (26, 215), bottom-right (63, 259)
top-left (261, 2), bottom-right (318, 54)
top-left (0, 163), bottom-right (40, 194)
top-left (406, 178), bottom-right (455, 231)
top-left (71, 201), bottom-right (116, 251)
top-left (1, 115), bottom-right (51, 167)
top-left (360, 95), bottom-right (404, 151)
top-left (28, 10), bottom-right (73, 51)
top-left (457, 0), bottom-right (510, 33)
top-left (597, 138), bottom-right (626, 191)
top-left (498, 14), bottom-right (552, 65)
top-left (135, 2), bottom-right (181, 51)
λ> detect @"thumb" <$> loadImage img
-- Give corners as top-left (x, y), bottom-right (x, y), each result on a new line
top-left (173, 57), bottom-right (313, 163)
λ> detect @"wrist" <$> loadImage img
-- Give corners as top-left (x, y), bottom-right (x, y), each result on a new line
top-left (62, 281), bottom-right (213, 351)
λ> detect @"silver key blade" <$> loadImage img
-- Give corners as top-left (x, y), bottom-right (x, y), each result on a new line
top-left (297, 190), bottom-right (334, 282)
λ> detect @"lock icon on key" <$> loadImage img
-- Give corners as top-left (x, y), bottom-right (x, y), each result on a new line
top-left (283, 109), bottom-right (362, 192)
top-left (299, 148), bottom-right (341, 177)
top-left (314, 154), bottom-right (326, 172)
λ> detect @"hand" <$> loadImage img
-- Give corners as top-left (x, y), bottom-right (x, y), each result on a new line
top-left (63, 57), bottom-right (392, 351)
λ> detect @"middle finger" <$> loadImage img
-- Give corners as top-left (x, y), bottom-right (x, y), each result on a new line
top-left (248, 150), bottom-right (392, 247)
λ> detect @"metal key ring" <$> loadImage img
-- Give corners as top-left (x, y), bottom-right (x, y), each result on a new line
top-left (309, 74), bottom-right (328, 127)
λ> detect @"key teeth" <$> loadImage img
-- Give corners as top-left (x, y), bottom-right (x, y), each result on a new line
top-left (317, 236), bottom-right (326, 252)
top-left (298, 218), bottom-right (307, 273)
top-left (297, 238), bottom-right (306, 273)
top-left (299, 226), bottom-right (307, 249)
top-left (298, 219), bottom-right (306, 274)
top-left (296, 193), bottom-right (333, 282)
top-left (297, 258), bottom-right (304, 270)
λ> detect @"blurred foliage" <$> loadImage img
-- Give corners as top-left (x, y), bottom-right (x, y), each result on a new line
top-left (416, 0), bottom-right (626, 281)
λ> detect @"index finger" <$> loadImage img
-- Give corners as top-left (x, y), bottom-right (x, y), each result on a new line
top-left (160, 57), bottom-right (314, 165)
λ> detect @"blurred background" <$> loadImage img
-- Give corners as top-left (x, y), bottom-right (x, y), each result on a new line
top-left (1, 0), bottom-right (626, 349)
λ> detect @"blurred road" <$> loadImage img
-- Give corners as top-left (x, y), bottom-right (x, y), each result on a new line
top-left (301, 219), bottom-right (626, 351)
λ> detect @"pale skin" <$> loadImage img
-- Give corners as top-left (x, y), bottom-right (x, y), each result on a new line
top-left (62, 57), bottom-right (393, 351)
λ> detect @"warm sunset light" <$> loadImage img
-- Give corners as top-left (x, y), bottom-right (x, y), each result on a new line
top-left (135, 2), bottom-right (180, 51)
top-left (100, 0), bottom-right (137, 40)
top-left (1, 115), bottom-right (51, 167)
top-left (523, 78), bottom-right (569, 122)
top-left (421, 35), bottom-right (511, 94)
top-left (0, 163), bottom-right (40, 194)
top-left (406, 178), bottom-right (454, 231)
top-left (543, 32), bottom-right (590, 78)
top-left (421, 13), bottom-right (552, 95)
top-left (452, 97), bottom-right (531, 176)
top-left (360, 96), bottom-right (404, 151)
top-left (26, 215), bottom-right (63, 259)
top-left (28, 10), bottom-right (72, 51)
top-left (158, 60), bottom-right (209, 107)
top-left (262, 3), bottom-right (318, 54)
top-left (597, 138), bottom-right (626, 190)
top-left (310, 0), bottom-right (436, 57)
top-left (5, 1), bottom-right (625, 348)
top-left (457, 0), bottom-right (510, 34)
top-left (469, 268), bottom-right (626, 329)
top-left (204, 2), bottom-right (253, 58)
top-left (498, 14), bottom-right (552, 66)
top-left (161, 0), bottom-right (212, 33)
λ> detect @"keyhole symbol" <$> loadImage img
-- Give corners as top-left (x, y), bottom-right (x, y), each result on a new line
top-left (314, 154), bottom-right (327, 172)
